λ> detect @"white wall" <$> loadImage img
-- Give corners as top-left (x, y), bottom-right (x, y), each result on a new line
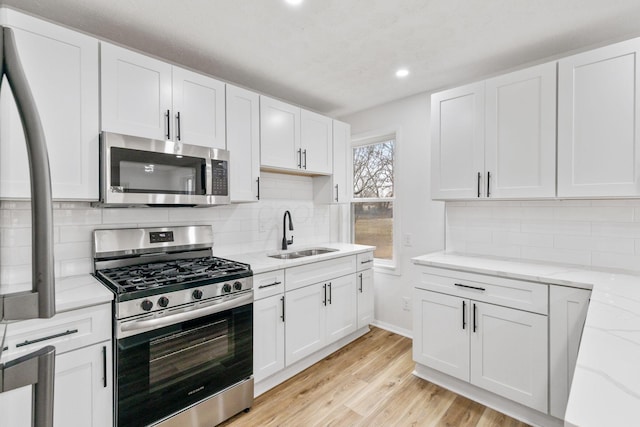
top-left (342, 93), bottom-right (446, 336)
top-left (0, 172), bottom-right (332, 286)
top-left (447, 199), bottom-right (640, 273)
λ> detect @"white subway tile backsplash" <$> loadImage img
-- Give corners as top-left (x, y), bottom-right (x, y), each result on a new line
top-left (0, 173), bottom-right (333, 285)
top-left (447, 199), bottom-right (640, 273)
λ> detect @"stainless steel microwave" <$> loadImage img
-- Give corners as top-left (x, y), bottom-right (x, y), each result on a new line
top-left (97, 132), bottom-right (230, 206)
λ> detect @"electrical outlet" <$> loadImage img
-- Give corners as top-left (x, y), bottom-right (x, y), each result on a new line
top-left (402, 297), bottom-right (411, 312)
top-left (403, 233), bottom-right (412, 247)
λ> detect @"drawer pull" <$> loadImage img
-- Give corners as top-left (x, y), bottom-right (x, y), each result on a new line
top-left (462, 300), bottom-right (466, 330)
top-left (454, 283), bottom-right (486, 292)
top-left (258, 281), bottom-right (282, 289)
top-left (15, 329), bottom-right (78, 348)
top-left (360, 259), bottom-right (373, 264)
top-left (280, 296), bottom-right (285, 322)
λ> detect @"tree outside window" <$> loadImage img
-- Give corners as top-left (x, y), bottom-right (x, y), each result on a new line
top-left (352, 138), bottom-right (394, 261)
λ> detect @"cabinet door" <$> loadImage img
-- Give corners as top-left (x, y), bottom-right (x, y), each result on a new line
top-left (357, 268), bottom-right (374, 329)
top-left (431, 82), bottom-right (485, 199)
top-left (485, 62), bottom-right (556, 198)
top-left (101, 42), bottom-right (172, 140)
top-left (253, 293), bottom-right (285, 383)
top-left (301, 109), bottom-right (333, 174)
top-left (260, 96), bottom-right (300, 170)
top-left (172, 66), bottom-right (225, 149)
top-left (558, 38), bottom-right (640, 197)
top-left (227, 84), bottom-right (260, 202)
top-left (333, 120), bottom-right (350, 202)
top-left (470, 302), bottom-right (547, 413)
top-left (285, 283), bottom-right (326, 365)
top-left (413, 289), bottom-right (470, 381)
top-left (549, 286), bottom-right (591, 419)
top-left (54, 342), bottom-right (113, 427)
top-left (0, 11), bottom-right (99, 200)
top-left (325, 274), bottom-right (357, 344)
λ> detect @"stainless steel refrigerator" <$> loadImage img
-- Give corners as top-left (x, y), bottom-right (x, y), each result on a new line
top-left (0, 25), bottom-right (56, 427)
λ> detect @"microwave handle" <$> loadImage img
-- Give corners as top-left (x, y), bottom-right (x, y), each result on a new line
top-left (205, 157), bottom-right (213, 196)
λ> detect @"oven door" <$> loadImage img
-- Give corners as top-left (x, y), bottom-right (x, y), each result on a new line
top-left (100, 131), bottom-right (213, 206)
top-left (115, 302), bottom-right (252, 427)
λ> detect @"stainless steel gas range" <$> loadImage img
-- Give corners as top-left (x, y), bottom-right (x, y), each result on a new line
top-left (92, 225), bottom-right (253, 427)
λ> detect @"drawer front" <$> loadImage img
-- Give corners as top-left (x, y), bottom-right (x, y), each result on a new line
top-left (356, 252), bottom-right (374, 271)
top-left (254, 269), bottom-right (285, 300)
top-left (417, 268), bottom-right (548, 315)
top-left (286, 256), bottom-right (356, 292)
top-left (1, 303), bottom-right (111, 361)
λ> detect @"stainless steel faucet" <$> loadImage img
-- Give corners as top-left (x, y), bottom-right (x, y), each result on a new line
top-left (282, 210), bottom-right (294, 250)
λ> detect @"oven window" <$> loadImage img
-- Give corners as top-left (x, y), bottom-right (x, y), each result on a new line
top-left (111, 147), bottom-right (206, 195)
top-left (149, 319), bottom-right (229, 391)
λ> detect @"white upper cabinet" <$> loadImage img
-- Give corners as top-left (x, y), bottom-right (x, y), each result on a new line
top-left (432, 62), bottom-right (557, 200)
top-left (101, 43), bottom-right (225, 148)
top-left (172, 67), bottom-right (226, 149)
top-left (260, 95), bottom-right (333, 175)
top-left (101, 42), bottom-right (172, 141)
top-left (313, 120), bottom-right (350, 203)
top-left (226, 84), bottom-right (260, 202)
top-left (558, 38), bottom-right (640, 197)
top-left (431, 82), bottom-right (485, 199)
top-left (301, 109), bottom-right (333, 174)
top-left (0, 10), bottom-right (99, 200)
top-left (260, 95), bottom-right (301, 171)
top-left (485, 62), bottom-right (557, 198)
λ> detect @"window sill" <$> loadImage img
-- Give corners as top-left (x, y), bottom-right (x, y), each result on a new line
top-left (373, 262), bottom-right (400, 276)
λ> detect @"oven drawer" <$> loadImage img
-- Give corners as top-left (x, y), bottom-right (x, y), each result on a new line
top-left (254, 270), bottom-right (285, 300)
top-left (1, 303), bottom-right (111, 361)
top-left (286, 256), bottom-right (356, 292)
top-left (417, 267), bottom-right (548, 315)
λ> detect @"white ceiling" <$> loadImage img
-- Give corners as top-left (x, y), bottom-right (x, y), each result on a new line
top-left (5, 0), bottom-right (640, 117)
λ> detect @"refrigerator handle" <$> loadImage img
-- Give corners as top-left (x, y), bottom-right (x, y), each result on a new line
top-left (0, 27), bottom-right (55, 321)
top-left (0, 345), bottom-right (56, 427)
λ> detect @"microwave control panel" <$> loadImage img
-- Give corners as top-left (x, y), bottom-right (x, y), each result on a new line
top-left (211, 160), bottom-right (228, 196)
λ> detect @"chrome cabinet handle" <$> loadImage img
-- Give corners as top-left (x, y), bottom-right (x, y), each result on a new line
top-left (165, 109), bottom-right (171, 139)
top-left (15, 329), bottom-right (78, 348)
top-left (302, 149), bottom-right (307, 169)
top-left (358, 273), bottom-right (363, 293)
top-left (328, 282), bottom-right (332, 304)
top-left (176, 111), bottom-right (181, 141)
top-left (297, 149), bottom-right (302, 168)
top-left (258, 281), bottom-right (282, 289)
top-left (335, 184), bottom-right (339, 202)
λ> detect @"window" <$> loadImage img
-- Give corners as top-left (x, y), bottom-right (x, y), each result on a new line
top-left (352, 135), bottom-right (395, 264)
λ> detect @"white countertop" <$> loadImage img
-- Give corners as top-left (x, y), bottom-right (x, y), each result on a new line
top-left (222, 242), bottom-right (376, 274)
top-left (412, 251), bottom-right (640, 427)
top-left (0, 274), bottom-right (114, 314)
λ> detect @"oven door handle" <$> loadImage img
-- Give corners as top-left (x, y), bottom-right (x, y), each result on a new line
top-left (119, 293), bottom-right (253, 335)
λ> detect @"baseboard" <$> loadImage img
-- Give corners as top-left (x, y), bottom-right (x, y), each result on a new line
top-left (413, 364), bottom-right (563, 427)
top-left (254, 326), bottom-right (370, 397)
top-left (370, 319), bottom-right (412, 339)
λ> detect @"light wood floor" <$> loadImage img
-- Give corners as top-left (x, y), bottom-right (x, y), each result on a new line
top-left (222, 327), bottom-right (530, 427)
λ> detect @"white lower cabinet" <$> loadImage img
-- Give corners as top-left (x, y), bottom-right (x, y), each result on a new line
top-left (549, 285), bottom-right (591, 418)
top-left (54, 342), bottom-right (113, 427)
top-left (325, 274), bottom-right (358, 343)
top-left (356, 267), bottom-right (374, 329)
top-left (414, 282), bottom-right (548, 413)
top-left (253, 293), bottom-right (285, 383)
top-left (285, 282), bottom-right (328, 365)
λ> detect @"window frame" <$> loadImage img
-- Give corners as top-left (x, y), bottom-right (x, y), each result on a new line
top-left (350, 129), bottom-right (399, 270)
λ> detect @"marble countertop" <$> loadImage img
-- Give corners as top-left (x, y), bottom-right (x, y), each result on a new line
top-left (412, 251), bottom-right (640, 427)
top-left (222, 242), bottom-right (376, 274)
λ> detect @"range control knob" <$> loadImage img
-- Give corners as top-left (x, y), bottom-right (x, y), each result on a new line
top-left (141, 300), bottom-right (153, 311)
top-left (233, 281), bottom-right (243, 291)
top-left (158, 296), bottom-right (169, 308)
top-left (192, 289), bottom-right (203, 300)
top-left (222, 283), bottom-right (232, 293)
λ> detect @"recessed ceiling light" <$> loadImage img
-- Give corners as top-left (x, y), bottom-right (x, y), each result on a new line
top-left (395, 68), bottom-right (410, 78)
top-left (285, 0), bottom-right (303, 5)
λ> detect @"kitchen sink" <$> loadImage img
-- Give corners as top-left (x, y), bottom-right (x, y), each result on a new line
top-left (267, 247), bottom-right (338, 259)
